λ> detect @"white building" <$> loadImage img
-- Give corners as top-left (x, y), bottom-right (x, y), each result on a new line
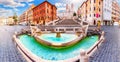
top-left (57, 3), bottom-right (75, 19)
top-left (65, 4), bottom-right (75, 19)
top-left (6, 16), bottom-right (14, 25)
top-left (103, 0), bottom-right (112, 25)
top-left (0, 17), bottom-right (7, 25)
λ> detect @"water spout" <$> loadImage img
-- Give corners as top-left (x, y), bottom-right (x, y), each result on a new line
top-left (56, 32), bottom-right (61, 38)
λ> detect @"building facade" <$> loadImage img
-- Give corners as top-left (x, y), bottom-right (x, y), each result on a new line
top-left (19, 11), bottom-right (27, 22)
top-left (57, 3), bottom-right (75, 19)
top-left (65, 4), bottom-right (75, 19)
top-left (0, 17), bottom-right (7, 25)
top-left (103, 0), bottom-right (112, 25)
top-left (78, 0), bottom-right (103, 25)
top-left (33, 1), bottom-right (57, 25)
top-left (19, 4), bottom-right (35, 25)
top-left (112, 0), bottom-right (120, 22)
top-left (7, 16), bottom-right (14, 25)
top-left (86, 0), bottom-right (103, 25)
top-left (27, 4), bottom-right (35, 24)
top-left (78, 2), bottom-right (86, 21)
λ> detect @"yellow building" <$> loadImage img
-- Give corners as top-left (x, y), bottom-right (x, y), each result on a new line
top-left (86, 0), bottom-right (103, 25)
top-left (27, 4), bottom-right (35, 25)
top-left (112, 1), bottom-right (120, 22)
top-left (0, 17), bottom-right (6, 25)
top-left (19, 11), bottom-right (27, 22)
top-left (7, 16), bottom-right (14, 25)
top-left (19, 4), bottom-right (35, 24)
top-left (78, 0), bottom-right (103, 25)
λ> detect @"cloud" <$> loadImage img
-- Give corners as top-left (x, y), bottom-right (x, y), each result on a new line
top-left (0, 8), bottom-right (13, 17)
top-left (13, 8), bottom-right (19, 11)
top-left (28, 3), bottom-right (34, 6)
top-left (55, 3), bottom-right (63, 7)
top-left (0, 0), bottom-right (25, 8)
top-left (0, 0), bottom-right (34, 17)
top-left (57, 7), bottom-right (66, 11)
top-left (15, 0), bottom-right (34, 3)
top-left (117, 0), bottom-right (120, 5)
top-left (55, 2), bottom-right (66, 12)
top-left (55, 3), bottom-right (66, 7)
top-left (0, 0), bottom-right (33, 8)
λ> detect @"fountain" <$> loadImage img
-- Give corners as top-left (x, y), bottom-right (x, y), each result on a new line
top-left (14, 34), bottom-right (100, 61)
top-left (13, 22), bottom-right (105, 62)
top-left (56, 32), bottom-right (61, 38)
top-left (35, 33), bottom-right (81, 47)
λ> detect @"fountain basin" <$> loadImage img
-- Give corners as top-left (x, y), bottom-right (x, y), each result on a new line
top-left (13, 30), bottom-right (105, 62)
top-left (34, 33), bottom-right (83, 47)
top-left (18, 34), bottom-right (99, 61)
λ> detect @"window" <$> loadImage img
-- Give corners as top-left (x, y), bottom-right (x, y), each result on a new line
top-left (94, 0), bottom-right (95, 3)
top-left (94, 14), bottom-right (96, 17)
top-left (99, 2), bottom-right (100, 5)
top-left (94, 7), bottom-right (96, 11)
top-left (47, 9), bottom-right (49, 13)
top-left (99, 8), bottom-right (101, 12)
top-left (99, 15), bottom-right (100, 17)
top-left (47, 4), bottom-right (49, 7)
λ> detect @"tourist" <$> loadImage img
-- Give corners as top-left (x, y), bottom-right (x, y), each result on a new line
top-left (97, 20), bottom-right (101, 31)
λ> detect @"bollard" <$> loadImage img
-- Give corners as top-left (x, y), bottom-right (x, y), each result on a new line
top-left (101, 31), bottom-right (105, 36)
top-left (15, 31), bottom-right (17, 35)
top-left (80, 49), bottom-right (89, 62)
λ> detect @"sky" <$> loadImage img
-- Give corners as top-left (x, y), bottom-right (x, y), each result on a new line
top-left (0, 0), bottom-right (120, 18)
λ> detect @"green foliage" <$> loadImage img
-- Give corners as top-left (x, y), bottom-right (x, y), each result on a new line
top-left (13, 13), bottom-right (18, 24)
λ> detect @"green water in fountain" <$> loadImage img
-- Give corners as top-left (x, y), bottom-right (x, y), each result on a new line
top-left (19, 34), bottom-right (98, 60)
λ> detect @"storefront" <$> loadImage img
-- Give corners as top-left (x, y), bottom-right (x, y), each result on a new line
top-left (103, 20), bottom-right (112, 25)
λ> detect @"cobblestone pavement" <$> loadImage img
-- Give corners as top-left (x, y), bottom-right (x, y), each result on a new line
top-left (90, 26), bottom-right (120, 62)
top-left (0, 26), bottom-right (27, 62)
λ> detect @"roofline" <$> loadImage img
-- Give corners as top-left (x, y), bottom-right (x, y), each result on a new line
top-left (33, 1), bottom-right (57, 9)
top-left (79, 2), bottom-right (86, 8)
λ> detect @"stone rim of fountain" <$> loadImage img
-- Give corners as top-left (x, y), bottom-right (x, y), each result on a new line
top-left (34, 33), bottom-right (84, 48)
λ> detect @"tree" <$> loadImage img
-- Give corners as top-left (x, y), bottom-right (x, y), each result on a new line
top-left (13, 13), bottom-right (18, 24)
top-left (73, 12), bottom-right (76, 16)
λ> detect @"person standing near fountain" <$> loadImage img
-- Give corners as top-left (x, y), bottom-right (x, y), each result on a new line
top-left (97, 20), bottom-right (101, 31)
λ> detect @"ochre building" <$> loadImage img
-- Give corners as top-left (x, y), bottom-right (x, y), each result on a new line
top-left (33, 1), bottom-right (57, 25)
